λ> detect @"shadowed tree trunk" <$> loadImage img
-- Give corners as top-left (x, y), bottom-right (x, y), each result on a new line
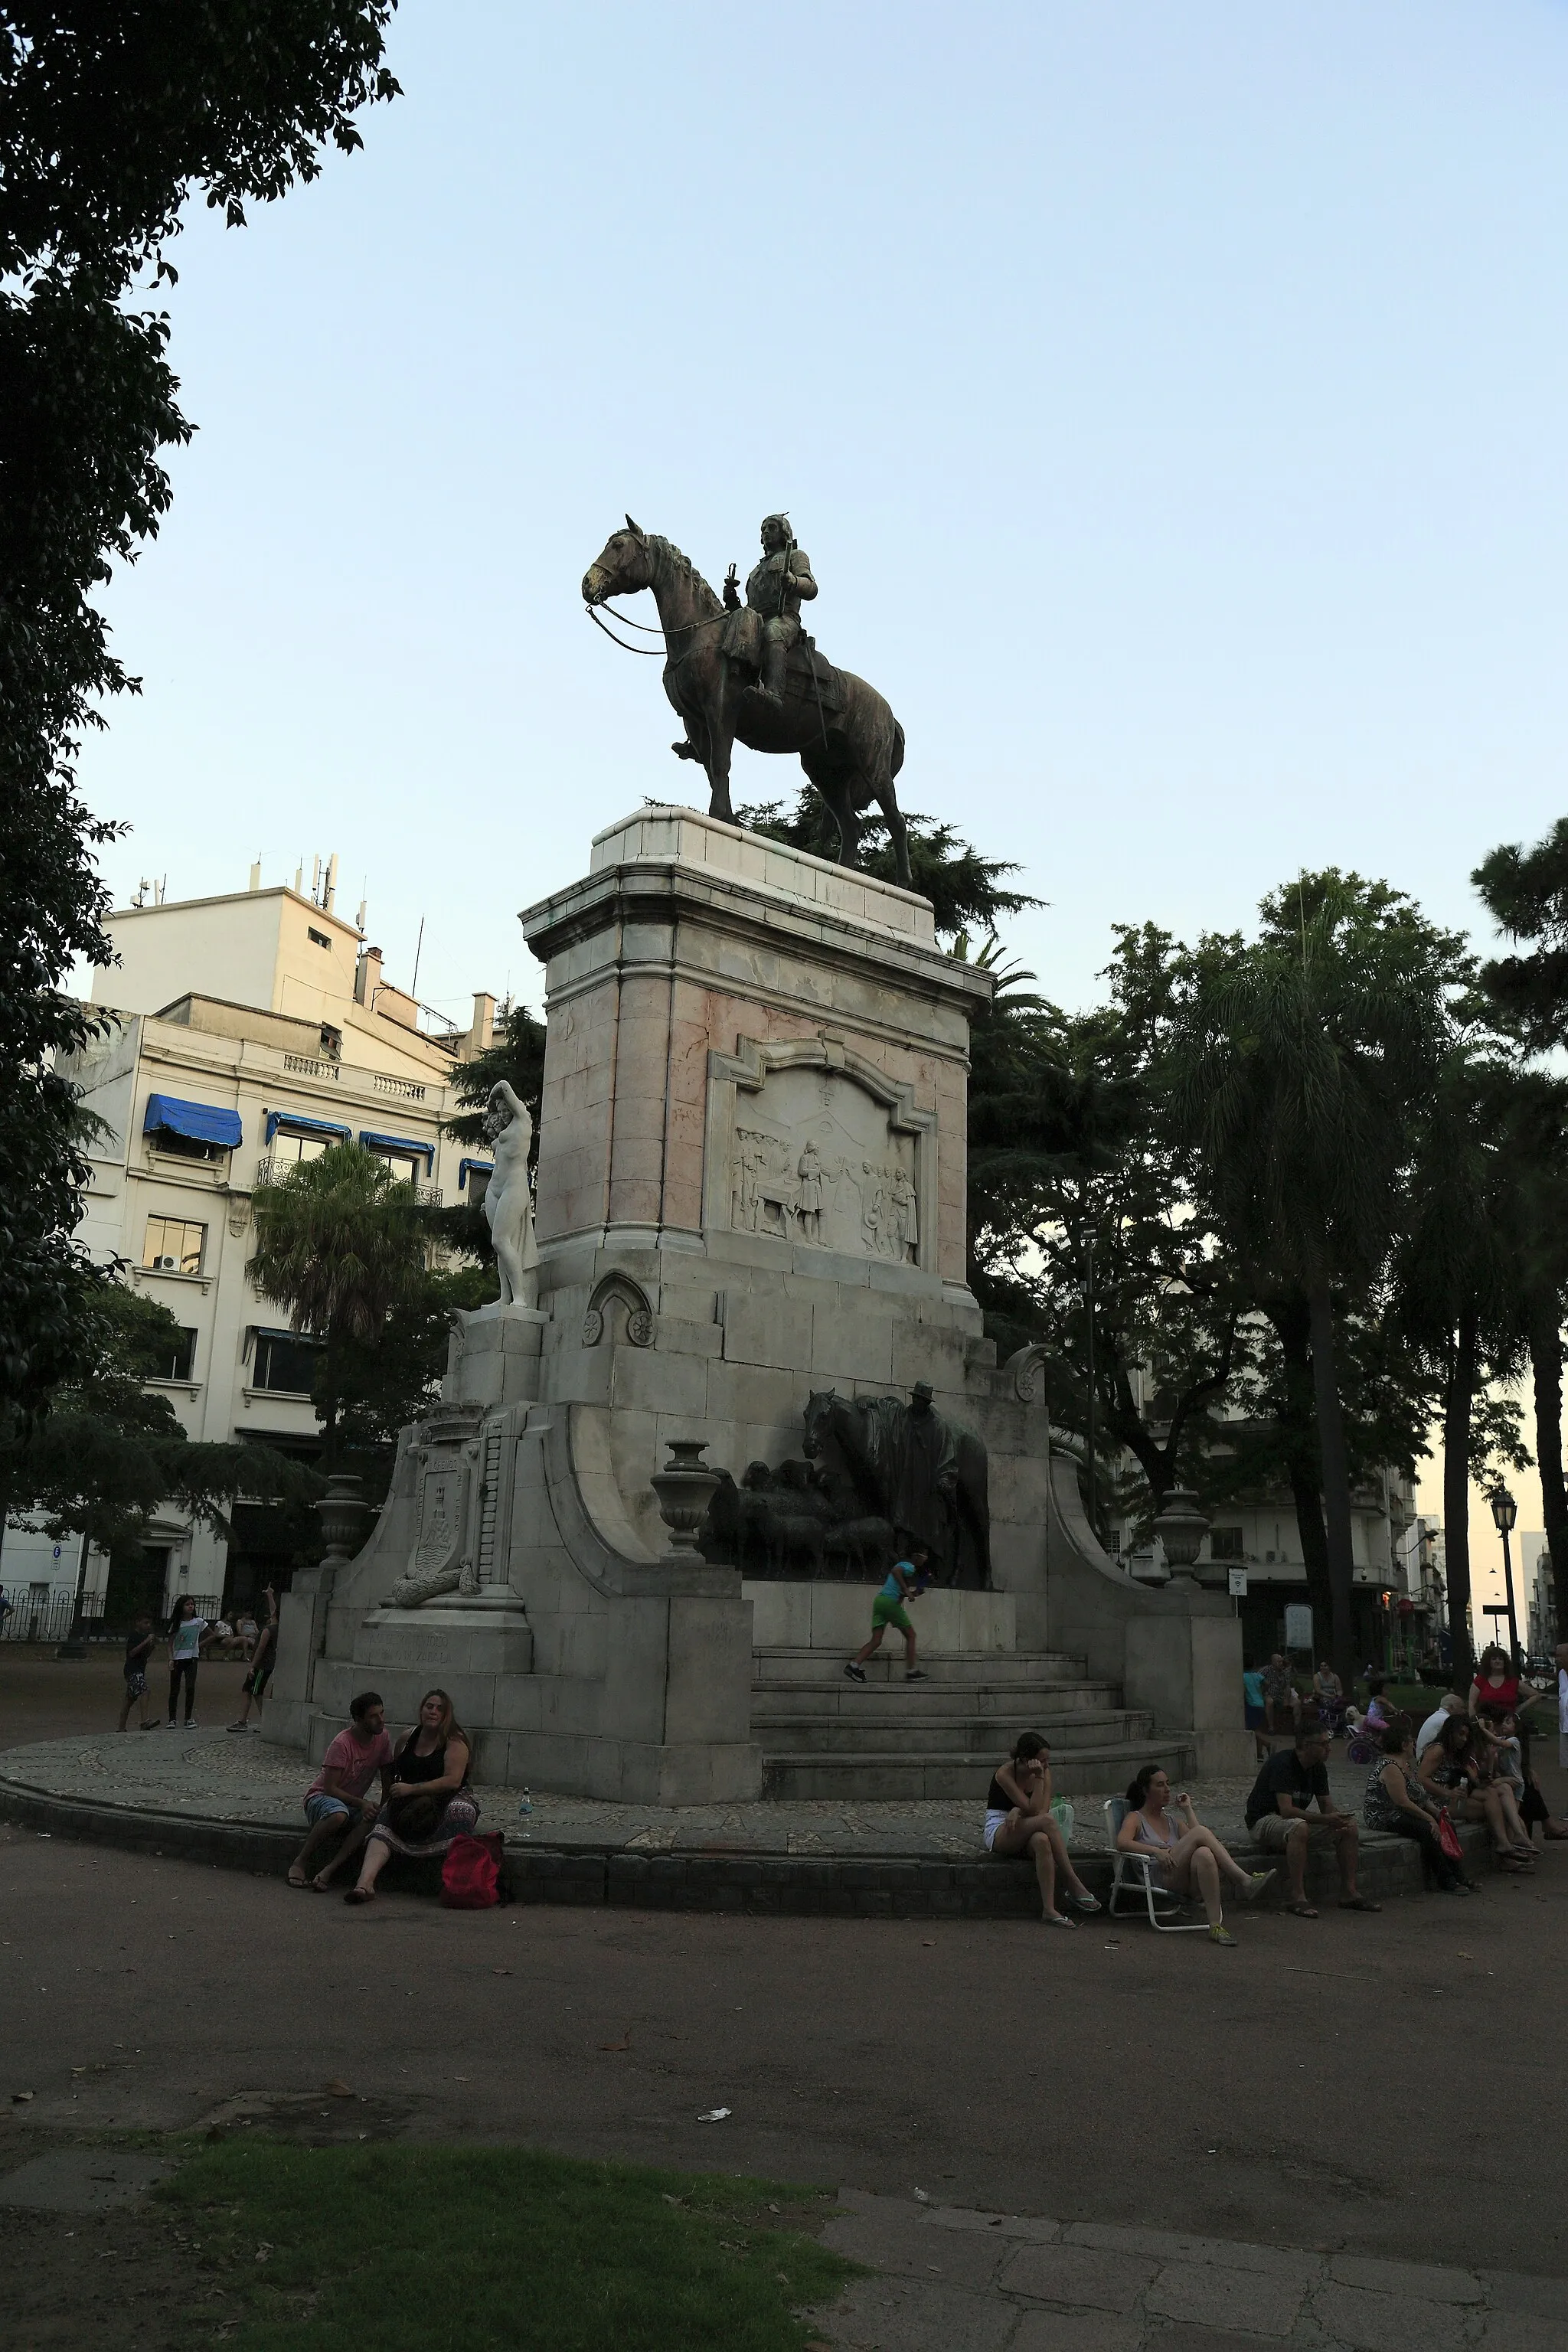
top-left (1528, 1301), bottom-right (1568, 1645)
top-left (1306, 1279), bottom-right (1357, 1684)
top-left (1442, 1304), bottom-right (1479, 1692)
top-left (1263, 1293), bottom-right (1335, 1643)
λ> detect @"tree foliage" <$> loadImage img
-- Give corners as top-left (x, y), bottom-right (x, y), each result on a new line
top-left (736, 788), bottom-right (1040, 943)
top-left (250, 1143), bottom-right (426, 1468)
top-left (1, 4), bottom-right (398, 1423)
top-left (0, 1276), bottom-right (312, 1552)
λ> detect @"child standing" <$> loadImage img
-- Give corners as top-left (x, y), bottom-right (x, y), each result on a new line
top-left (845, 1544), bottom-right (929, 1683)
top-left (118, 1615), bottom-right (157, 1731)
top-left (165, 1596), bottom-right (213, 1727)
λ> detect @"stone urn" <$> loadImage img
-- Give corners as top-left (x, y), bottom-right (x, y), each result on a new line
top-left (315, 1471), bottom-right (369, 1567)
top-left (1151, 1488), bottom-right (1209, 1589)
top-left (651, 1440), bottom-right (723, 1555)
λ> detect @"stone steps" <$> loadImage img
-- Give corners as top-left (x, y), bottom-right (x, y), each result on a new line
top-left (761, 1737), bottom-right (1194, 1802)
top-left (751, 1647), bottom-right (1089, 1686)
top-left (754, 1708), bottom-right (1155, 1756)
top-left (752, 1678), bottom-right (1124, 1722)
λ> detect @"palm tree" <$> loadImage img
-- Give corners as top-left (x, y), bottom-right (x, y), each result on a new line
top-left (1167, 874), bottom-right (1458, 1681)
top-left (250, 1144), bottom-right (427, 1469)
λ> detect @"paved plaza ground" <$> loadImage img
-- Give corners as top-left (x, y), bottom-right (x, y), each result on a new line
top-left (2, 1645), bottom-right (1566, 2348)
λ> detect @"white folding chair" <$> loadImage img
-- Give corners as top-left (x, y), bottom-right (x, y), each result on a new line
top-left (1102, 1797), bottom-right (1208, 1932)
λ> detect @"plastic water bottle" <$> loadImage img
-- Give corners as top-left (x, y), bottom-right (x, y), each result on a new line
top-left (517, 1786), bottom-right (533, 1819)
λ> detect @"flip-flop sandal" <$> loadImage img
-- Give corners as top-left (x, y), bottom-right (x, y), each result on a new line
top-left (286, 1868), bottom-right (309, 1888)
top-left (343, 1888), bottom-right (375, 1905)
top-left (1338, 1896), bottom-right (1381, 1911)
top-left (1285, 1901), bottom-right (1318, 1917)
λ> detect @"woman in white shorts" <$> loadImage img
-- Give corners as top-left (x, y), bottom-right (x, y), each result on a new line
top-left (984, 1731), bottom-right (1102, 1928)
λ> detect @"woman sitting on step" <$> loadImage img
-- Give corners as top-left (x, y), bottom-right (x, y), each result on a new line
top-left (983, 1732), bottom-right (1102, 1928)
top-left (1116, 1764), bottom-right (1274, 1946)
top-left (344, 1689), bottom-right (479, 1906)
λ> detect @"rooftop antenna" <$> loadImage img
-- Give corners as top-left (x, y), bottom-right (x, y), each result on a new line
top-left (311, 853), bottom-right (322, 903)
top-left (410, 914), bottom-right (426, 1000)
top-left (294, 859), bottom-right (303, 893)
top-left (132, 879), bottom-right (149, 908)
top-left (324, 851), bottom-right (338, 913)
top-left (247, 858), bottom-right (261, 891)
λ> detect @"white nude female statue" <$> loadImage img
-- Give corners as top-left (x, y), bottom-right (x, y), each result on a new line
top-left (483, 1081), bottom-right (538, 1308)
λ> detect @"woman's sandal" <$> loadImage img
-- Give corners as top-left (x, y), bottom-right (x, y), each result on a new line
top-left (1285, 1900), bottom-right (1318, 1917)
top-left (286, 1867), bottom-right (309, 1889)
top-left (1338, 1895), bottom-right (1381, 1912)
top-left (343, 1888), bottom-right (375, 1905)
top-left (1042, 1911), bottom-right (1078, 1929)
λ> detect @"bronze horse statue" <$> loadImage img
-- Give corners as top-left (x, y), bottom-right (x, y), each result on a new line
top-left (582, 521), bottom-right (913, 886)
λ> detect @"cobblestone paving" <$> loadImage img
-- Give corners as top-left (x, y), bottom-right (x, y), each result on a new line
top-left (0, 1730), bottom-right (1367, 1860)
top-left (808, 2189), bottom-right (1566, 2350)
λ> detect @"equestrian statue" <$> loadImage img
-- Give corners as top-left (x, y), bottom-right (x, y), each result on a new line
top-left (582, 513), bottom-right (913, 887)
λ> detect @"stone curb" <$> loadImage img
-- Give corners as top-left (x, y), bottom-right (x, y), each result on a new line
top-left (0, 1769), bottom-right (1488, 1916)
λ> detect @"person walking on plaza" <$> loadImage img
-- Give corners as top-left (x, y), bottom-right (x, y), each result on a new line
top-left (1361, 1716), bottom-right (1470, 1893)
top-left (1242, 1664), bottom-right (1269, 1759)
top-left (1262, 1654), bottom-right (1301, 1738)
top-left (164, 1596), bottom-right (215, 1727)
top-left (845, 1543), bottom-right (929, 1683)
top-left (1245, 1723), bottom-right (1379, 1916)
top-left (289, 1691), bottom-right (394, 1890)
top-left (117, 1615), bottom-right (158, 1732)
top-left (1117, 1764), bottom-right (1274, 1945)
top-left (983, 1731), bottom-right (1102, 1926)
top-left (227, 1586), bottom-right (279, 1732)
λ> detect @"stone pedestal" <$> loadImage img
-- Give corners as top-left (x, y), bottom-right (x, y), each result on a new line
top-left (267, 805), bottom-right (1241, 1794)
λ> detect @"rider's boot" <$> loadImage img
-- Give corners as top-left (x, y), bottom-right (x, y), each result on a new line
top-left (756, 636), bottom-right (787, 710)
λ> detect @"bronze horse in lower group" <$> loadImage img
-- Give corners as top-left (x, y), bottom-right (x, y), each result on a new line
top-left (582, 521), bottom-right (912, 885)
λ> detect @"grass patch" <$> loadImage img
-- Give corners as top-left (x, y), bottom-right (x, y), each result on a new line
top-left (156, 2141), bottom-right (853, 2350)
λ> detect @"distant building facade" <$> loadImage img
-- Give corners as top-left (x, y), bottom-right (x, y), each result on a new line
top-left (0, 869), bottom-right (496, 1626)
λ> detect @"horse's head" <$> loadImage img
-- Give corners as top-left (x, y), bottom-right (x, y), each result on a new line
top-left (582, 514), bottom-right (654, 606)
top-left (802, 1390), bottom-right (839, 1459)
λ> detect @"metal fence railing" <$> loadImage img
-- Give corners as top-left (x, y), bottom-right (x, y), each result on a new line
top-left (0, 1594), bottom-right (104, 1645)
top-left (0, 1592), bottom-right (227, 1643)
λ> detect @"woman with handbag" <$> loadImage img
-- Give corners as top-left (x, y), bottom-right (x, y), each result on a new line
top-left (1418, 1713), bottom-right (1534, 1870)
top-left (1361, 1717), bottom-right (1471, 1893)
top-left (344, 1690), bottom-right (479, 1906)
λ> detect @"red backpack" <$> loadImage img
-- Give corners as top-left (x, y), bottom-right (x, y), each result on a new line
top-left (441, 1831), bottom-right (505, 1909)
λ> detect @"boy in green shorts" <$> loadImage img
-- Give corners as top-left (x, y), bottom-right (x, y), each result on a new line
top-left (845, 1544), bottom-right (929, 1682)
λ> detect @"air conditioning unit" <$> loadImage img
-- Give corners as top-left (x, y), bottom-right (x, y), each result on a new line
top-left (153, 1255), bottom-right (179, 1272)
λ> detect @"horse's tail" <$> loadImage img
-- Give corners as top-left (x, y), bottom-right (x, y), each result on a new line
top-left (890, 720), bottom-right (905, 778)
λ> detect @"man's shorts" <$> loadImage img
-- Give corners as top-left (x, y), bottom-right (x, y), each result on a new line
top-left (123, 1671), bottom-right (146, 1698)
top-left (243, 1659), bottom-right (273, 1698)
top-left (871, 1596), bottom-right (913, 1634)
top-left (303, 1792), bottom-right (357, 1829)
top-left (1251, 1812), bottom-right (1346, 1854)
top-left (1243, 1704), bottom-right (1265, 1730)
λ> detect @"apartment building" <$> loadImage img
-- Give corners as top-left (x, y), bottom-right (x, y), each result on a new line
top-left (7, 866), bottom-right (496, 1624)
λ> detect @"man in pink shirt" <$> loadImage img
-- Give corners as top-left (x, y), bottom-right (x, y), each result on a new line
top-left (288, 1690), bottom-right (394, 1890)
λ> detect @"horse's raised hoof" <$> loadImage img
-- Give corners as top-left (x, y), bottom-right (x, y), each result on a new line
top-left (670, 740), bottom-right (699, 761)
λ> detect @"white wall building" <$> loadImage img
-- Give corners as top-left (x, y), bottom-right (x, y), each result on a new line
top-left (0, 867), bottom-right (496, 1625)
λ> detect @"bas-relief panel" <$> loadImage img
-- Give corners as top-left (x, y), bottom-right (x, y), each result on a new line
top-left (727, 1064), bottom-right (920, 1263)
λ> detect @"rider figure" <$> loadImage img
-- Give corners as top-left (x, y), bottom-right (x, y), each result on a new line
top-left (724, 513), bottom-right (818, 708)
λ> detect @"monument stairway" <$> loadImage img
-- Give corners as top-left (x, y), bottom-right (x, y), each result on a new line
top-left (752, 1645), bottom-right (1195, 1802)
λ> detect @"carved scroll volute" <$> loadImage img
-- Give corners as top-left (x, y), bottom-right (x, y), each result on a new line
top-left (1004, 1343), bottom-right (1050, 1403)
top-left (583, 1270), bottom-right (655, 1349)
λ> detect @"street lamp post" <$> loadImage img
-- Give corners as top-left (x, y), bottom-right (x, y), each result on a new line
top-left (1080, 1227), bottom-right (1099, 1547)
top-left (1488, 1488), bottom-right (1520, 1671)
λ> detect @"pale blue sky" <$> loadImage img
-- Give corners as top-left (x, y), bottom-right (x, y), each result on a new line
top-left (76, 1), bottom-right (1568, 1599)
top-left (80, 0), bottom-right (1568, 1039)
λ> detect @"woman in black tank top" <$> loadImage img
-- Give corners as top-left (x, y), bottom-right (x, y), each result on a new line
top-left (984, 1732), bottom-right (1100, 1926)
top-left (345, 1689), bottom-right (479, 1905)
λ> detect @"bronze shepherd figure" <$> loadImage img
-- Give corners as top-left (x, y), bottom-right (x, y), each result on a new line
top-left (582, 516), bottom-right (912, 886)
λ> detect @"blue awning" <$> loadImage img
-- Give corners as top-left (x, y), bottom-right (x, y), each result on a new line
top-left (144, 1094), bottom-right (243, 1149)
top-left (458, 1158), bottom-right (494, 1191)
top-left (358, 1129), bottom-right (435, 1168)
top-left (263, 1111), bottom-right (351, 1145)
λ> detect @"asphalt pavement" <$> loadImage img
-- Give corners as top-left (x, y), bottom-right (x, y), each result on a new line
top-left (3, 1644), bottom-right (1566, 2294)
